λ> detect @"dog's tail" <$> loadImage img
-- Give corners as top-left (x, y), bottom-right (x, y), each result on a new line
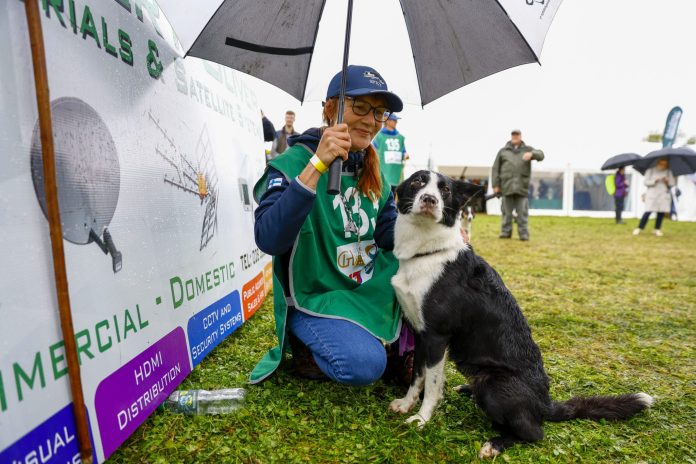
top-left (546, 392), bottom-right (654, 422)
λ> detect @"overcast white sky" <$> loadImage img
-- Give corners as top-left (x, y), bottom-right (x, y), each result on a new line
top-left (239, 0), bottom-right (696, 171)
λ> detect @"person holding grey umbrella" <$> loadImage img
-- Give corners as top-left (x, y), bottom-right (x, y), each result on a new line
top-left (601, 153), bottom-right (640, 224)
top-left (158, 0), bottom-right (563, 193)
top-left (614, 167), bottom-right (630, 224)
top-left (250, 66), bottom-right (407, 386)
top-left (633, 158), bottom-right (676, 236)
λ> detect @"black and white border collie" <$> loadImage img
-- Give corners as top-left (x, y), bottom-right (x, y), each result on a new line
top-left (390, 170), bottom-right (654, 458)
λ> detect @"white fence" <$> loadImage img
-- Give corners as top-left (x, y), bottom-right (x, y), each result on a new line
top-left (416, 164), bottom-right (696, 222)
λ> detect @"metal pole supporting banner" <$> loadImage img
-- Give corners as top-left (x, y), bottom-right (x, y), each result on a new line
top-left (23, 1), bottom-right (93, 462)
top-left (327, 0), bottom-right (354, 195)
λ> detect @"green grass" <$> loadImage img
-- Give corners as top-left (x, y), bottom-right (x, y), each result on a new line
top-left (110, 216), bottom-right (696, 463)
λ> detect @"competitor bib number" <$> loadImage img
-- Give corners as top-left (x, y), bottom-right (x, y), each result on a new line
top-left (384, 138), bottom-right (402, 164)
top-left (336, 240), bottom-right (378, 284)
top-left (386, 138), bottom-right (401, 151)
top-left (384, 150), bottom-right (402, 164)
top-left (332, 186), bottom-right (381, 283)
top-left (332, 186), bottom-right (378, 239)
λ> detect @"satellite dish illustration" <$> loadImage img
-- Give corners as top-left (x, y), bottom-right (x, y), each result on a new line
top-left (30, 97), bottom-right (123, 273)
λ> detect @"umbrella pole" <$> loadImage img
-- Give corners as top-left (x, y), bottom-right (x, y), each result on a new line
top-left (327, 0), bottom-right (355, 195)
top-left (24, 2), bottom-right (93, 463)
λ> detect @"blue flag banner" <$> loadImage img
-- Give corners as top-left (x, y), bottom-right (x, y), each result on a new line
top-left (662, 106), bottom-right (683, 148)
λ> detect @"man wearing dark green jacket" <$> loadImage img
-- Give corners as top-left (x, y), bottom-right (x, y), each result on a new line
top-left (492, 129), bottom-right (544, 240)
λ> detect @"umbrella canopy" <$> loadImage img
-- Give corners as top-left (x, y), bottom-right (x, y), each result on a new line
top-left (601, 153), bottom-right (642, 170)
top-left (158, 0), bottom-right (563, 106)
top-left (633, 147), bottom-right (696, 176)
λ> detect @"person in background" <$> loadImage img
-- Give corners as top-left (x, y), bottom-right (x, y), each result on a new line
top-left (261, 110), bottom-right (276, 143)
top-left (633, 158), bottom-right (675, 236)
top-left (269, 110), bottom-right (300, 160)
top-left (372, 112), bottom-right (408, 191)
top-left (492, 129), bottom-right (544, 241)
top-left (669, 185), bottom-right (681, 221)
top-left (481, 180), bottom-right (489, 213)
top-left (614, 167), bottom-right (629, 224)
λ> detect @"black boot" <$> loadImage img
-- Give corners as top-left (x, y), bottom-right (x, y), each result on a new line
top-left (384, 344), bottom-right (414, 386)
top-left (288, 333), bottom-right (328, 381)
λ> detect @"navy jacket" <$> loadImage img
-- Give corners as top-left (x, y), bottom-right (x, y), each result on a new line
top-left (254, 128), bottom-right (397, 256)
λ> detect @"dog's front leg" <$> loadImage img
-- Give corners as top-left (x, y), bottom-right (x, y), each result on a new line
top-left (389, 375), bottom-right (424, 414)
top-left (406, 338), bottom-right (447, 427)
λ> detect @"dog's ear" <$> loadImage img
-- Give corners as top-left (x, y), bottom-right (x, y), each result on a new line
top-left (394, 180), bottom-right (412, 213)
top-left (395, 179), bottom-right (407, 203)
top-left (453, 180), bottom-right (485, 210)
top-left (395, 172), bottom-right (418, 210)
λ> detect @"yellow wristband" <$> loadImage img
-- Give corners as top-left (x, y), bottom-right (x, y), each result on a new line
top-left (310, 154), bottom-right (328, 174)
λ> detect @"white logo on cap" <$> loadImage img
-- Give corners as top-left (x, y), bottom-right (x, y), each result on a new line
top-left (363, 71), bottom-right (385, 87)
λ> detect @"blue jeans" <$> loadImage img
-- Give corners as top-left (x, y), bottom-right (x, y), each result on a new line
top-left (287, 309), bottom-right (387, 386)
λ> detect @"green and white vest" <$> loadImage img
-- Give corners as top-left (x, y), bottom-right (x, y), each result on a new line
top-left (249, 144), bottom-right (401, 383)
top-left (373, 131), bottom-right (406, 187)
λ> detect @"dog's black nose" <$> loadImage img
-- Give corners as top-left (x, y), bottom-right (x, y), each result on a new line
top-left (421, 194), bottom-right (438, 206)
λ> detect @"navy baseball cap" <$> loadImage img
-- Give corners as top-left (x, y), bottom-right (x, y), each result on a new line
top-left (385, 112), bottom-right (401, 121)
top-left (326, 65), bottom-right (403, 112)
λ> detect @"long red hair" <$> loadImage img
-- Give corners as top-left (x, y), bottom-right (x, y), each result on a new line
top-left (322, 98), bottom-right (383, 200)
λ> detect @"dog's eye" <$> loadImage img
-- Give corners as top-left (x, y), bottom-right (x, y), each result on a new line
top-left (411, 179), bottom-right (423, 187)
top-left (441, 186), bottom-right (450, 194)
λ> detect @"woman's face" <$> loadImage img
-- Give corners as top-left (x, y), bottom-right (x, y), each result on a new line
top-left (656, 158), bottom-right (669, 170)
top-left (342, 94), bottom-right (388, 151)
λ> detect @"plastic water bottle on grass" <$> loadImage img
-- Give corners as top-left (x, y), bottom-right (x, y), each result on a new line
top-left (161, 389), bottom-right (246, 415)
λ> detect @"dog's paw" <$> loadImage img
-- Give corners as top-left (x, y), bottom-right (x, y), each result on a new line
top-left (478, 442), bottom-right (501, 459)
top-left (389, 397), bottom-right (415, 414)
top-left (405, 414), bottom-right (426, 428)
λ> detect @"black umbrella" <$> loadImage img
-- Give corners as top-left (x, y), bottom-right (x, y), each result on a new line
top-left (159, 0), bottom-right (563, 194)
top-left (633, 146), bottom-right (696, 176)
top-left (601, 153), bottom-right (641, 170)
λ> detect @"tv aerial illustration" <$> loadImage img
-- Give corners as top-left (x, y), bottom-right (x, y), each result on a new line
top-left (236, 151), bottom-right (254, 214)
top-left (30, 97), bottom-right (123, 273)
top-left (238, 178), bottom-right (252, 212)
top-left (149, 111), bottom-right (219, 251)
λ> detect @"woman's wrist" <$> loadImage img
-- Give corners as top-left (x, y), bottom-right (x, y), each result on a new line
top-left (298, 162), bottom-right (323, 191)
top-left (309, 154), bottom-right (328, 174)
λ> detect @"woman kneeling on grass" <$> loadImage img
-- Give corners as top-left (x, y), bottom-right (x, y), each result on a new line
top-left (250, 66), bottom-right (411, 386)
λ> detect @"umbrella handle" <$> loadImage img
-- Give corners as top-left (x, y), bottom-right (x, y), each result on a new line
top-left (326, 151), bottom-right (342, 195)
top-left (327, 0), bottom-right (354, 195)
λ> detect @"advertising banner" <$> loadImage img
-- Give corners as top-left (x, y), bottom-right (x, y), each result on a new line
top-left (662, 106), bottom-right (683, 148)
top-left (0, 1), bottom-right (270, 462)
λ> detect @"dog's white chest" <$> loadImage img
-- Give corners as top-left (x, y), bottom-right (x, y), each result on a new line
top-left (392, 251), bottom-right (458, 332)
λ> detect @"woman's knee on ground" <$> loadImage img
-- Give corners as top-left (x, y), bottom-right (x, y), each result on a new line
top-left (331, 343), bottom-right (387, 386)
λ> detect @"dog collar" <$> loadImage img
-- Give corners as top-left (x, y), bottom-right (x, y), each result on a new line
top-left (412, 248), bottom-right (448, 259)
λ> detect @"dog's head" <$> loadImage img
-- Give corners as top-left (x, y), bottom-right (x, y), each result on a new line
top-left (395, 171), bottom-right (485, 227)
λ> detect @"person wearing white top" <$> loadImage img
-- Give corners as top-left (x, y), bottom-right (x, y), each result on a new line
top-left (633, 158), bottom-right (676, 236)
